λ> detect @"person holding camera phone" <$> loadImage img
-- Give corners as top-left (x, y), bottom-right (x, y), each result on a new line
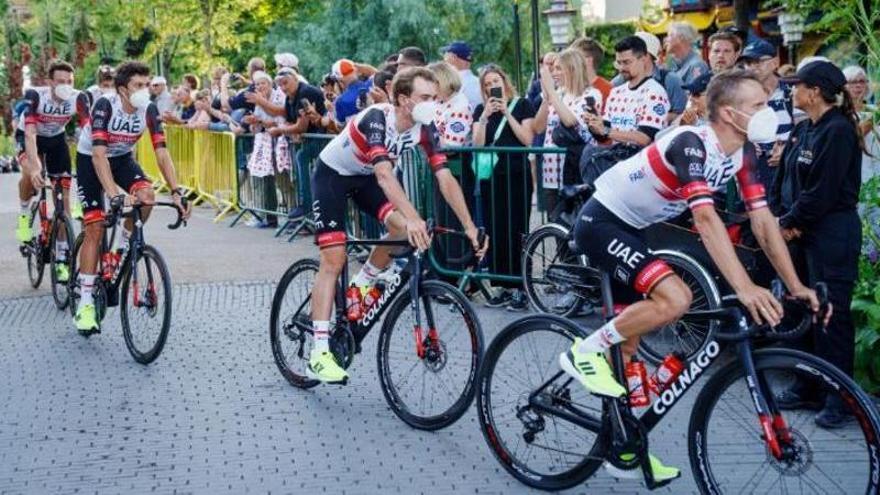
top-left (473, 65), bottom-right (535, 310)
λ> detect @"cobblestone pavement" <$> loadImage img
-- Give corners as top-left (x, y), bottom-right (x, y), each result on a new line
top-left (0, 280), bottom-right (706, 494)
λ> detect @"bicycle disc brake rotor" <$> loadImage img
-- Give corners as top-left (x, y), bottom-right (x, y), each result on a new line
top-left (422, 338), bottom-right (447, 372)
top-left (766, 428), bottom-right (813, 476)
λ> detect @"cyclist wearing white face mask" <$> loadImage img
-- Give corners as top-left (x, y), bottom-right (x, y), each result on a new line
top-left (14, 60), bottom-right (90, 271)
top-left (558, 70), bottom-right (824, 482)
top-left (305, 67), bottom-right (486, 383)
top-left (72, 61), bottom-right (190, 335)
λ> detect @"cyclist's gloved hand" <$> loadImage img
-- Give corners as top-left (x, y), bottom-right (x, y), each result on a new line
top-left (405, 217), bottom-right (431, 252)
top-left (737, 283), bottom-right (784, 327)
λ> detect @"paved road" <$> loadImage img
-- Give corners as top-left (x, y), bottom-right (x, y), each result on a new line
top-left (0, 172), bottom-right (870, 494)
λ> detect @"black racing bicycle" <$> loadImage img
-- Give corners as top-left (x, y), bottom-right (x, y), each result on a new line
top-left (477, 264), bottom-right (880, 493)
top-left (20, 172), bottom-right (76, 310)
top-left (69, 196), bottom-right (186, 364)
top-left (270, 223), bottom-right (485, 430)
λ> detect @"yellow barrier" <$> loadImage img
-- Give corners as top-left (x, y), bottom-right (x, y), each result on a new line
top-left (134, 125), bottom-right (239, 222)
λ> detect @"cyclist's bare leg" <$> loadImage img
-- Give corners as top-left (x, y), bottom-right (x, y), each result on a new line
top-left (362, 210), bottom-right (407, 271)
top-left (17, 156), bottom-right (35, 206)
top-left (123, 188), bottom-right (155, 232)
top-left (80, 221), bottom-right (104, 275)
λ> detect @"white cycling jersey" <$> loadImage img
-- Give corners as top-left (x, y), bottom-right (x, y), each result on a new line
top-left (77, 94), bottom-right (165, 157)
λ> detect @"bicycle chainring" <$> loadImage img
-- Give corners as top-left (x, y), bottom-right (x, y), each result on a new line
top-left (330, 326), bottom-right (356, 370)
top-left (606, 411), bottom-right (649, 470)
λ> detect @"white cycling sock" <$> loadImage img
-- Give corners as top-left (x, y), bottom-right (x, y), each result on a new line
top-left (55, 241), bottom-right (67, 262)
top-left (313, 321), bottom-right (330, 353)
top-left (352, 261), bottom-right (382, 287)
top-left (577, 319), bottom-right (626, 354)
top-left (79, 274), bottom-right (97, 307)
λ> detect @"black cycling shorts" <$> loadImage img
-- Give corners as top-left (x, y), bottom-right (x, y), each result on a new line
top-left (76, 152), bottom-right (152, 225)
top-left (310, 160), bottom-right (394, 248)
top-left (573, 198), bottom-right (674, 302)
top-left (15, 130), bottom-right (72, 178)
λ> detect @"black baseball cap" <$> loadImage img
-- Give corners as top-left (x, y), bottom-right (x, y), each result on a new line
top-left (780, 60), bottom-right (847, 93)
top-left (738, 38), bottom-right (776, 62)
top-left (683, 71), bottom-right (713, 95)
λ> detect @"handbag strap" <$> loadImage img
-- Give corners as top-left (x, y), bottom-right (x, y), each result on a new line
top-left (488, 97), bottom-right (519, 145)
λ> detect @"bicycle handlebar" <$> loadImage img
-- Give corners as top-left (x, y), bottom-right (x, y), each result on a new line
top-left (106, 195), bottom-right (188, 230)
top-left (686, 282), bottom-right (829, 342)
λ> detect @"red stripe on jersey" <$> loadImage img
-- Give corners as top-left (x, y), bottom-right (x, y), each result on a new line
top-left (428, 153), bottom-right (447, 171)
top-left (634, 260), bottom-right (674, 294)
top-left (348, 120), bottom-right (388, 161)
top-left (366, 145), bottom-right (386, 161)
top-left (681, 181), bottom-right (711, 201)
top-left (151, 132), bottom-right (166, 148)
top-left (316, 231), bottom-right (347, 248)
top-left (92, 130), bottom-right (109, 140)
top-left (646, 144), bottom-right (680, 193)
top-left (24, 116), bottom-right (38, 126)
top-left (377, 202), bottom-right (394, 223)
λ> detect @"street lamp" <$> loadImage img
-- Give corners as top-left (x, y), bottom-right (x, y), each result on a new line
top-left (543, 0), bottom-right (578, 50)
top-left (778, 11), bottom-right (805, 65)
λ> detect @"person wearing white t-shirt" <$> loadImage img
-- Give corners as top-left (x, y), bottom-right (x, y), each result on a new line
top-left (586, 36), bottom-right (669, 147)
top-left (533, 48), bottom-right (603, 197)
top-left (442, 41), bottom-right (482, 109)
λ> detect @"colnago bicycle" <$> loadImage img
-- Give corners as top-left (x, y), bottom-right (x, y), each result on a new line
top-left (69, 195), bottom-right (186, 364)
top-left (270, 222), bottom-right (485, 430)
top-left (477, 263), bottom-right (880, 493)
top-left (21, 172), bottom-right (76, 310)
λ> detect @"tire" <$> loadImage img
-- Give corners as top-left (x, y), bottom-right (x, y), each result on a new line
top-left (120, 245), bottom-right (172, 364)
top-left (26, 202), bottom-right (45, 289)
top-left (270, 259), bottom-right (322, 389)
top-left (476, 314), bottom-right (605, 490)
top-left (49, 214), bottom-right (75, 310)
top-left (376, 280), bottom-right (483, 430)
top-left (637, 250), bottom-right (721, 365)
top-left (688, 348), bottom-right (880, 494)
top-left (522, 224), bottom-right (588, 318)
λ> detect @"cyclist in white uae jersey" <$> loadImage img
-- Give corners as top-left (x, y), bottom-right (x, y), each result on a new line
top-left (72, 61), bottom-right (190, 335)
top-left (14, 61), bottom-right (90, 266)
top-left (306, 67), bottom-right (487, 384)
top-left (559, 70), bottom-right (825, 483)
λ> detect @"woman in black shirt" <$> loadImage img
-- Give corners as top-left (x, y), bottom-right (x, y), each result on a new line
top-left (473, 65), bottom-right (535, 310)
top-left (775, 61), bottom-right (863, 428)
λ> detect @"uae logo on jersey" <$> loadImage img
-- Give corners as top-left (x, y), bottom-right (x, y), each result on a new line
top-left (653, 103), bottom-right (667, 116)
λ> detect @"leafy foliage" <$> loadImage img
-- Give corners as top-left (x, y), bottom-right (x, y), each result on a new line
top-left (854, 177), bottom-right (880, 393)
top-left (582, 20), bottom-right (636, 79)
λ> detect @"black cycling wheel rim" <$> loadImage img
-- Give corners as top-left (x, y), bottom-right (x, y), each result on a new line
top-left (377, 281), bottom-right (482, 430)
top-left (477, 317), bottom-right (603, 490)
top-left (26, 204), bottom-right (45, 289)
top-left (49, 215), bottom-right (74, 310)
top-left (270, 259), bottom-right (321, 389)
top-left (692, 352), bottom-right (880, 494)
top-left (121, 246), bottom-right (172, 364)
top-left (523, 227), bottom-right (582, 317)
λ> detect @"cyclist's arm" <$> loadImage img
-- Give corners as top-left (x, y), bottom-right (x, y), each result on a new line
top-left (692, 206), bottom-right (753, 294)
top-left (23, 123), bottom-right (41, 177)
top-left (146, 104), bottom-right (181, 192)
top-left (374, 160), bottom-right (421, 222)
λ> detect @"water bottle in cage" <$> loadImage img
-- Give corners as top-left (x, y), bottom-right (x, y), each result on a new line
top-left (649, 353), bottom-right (685, 394)
top-left (625, 358), bottom-right (651, 407)
top-left (345, 285), bottom-right (363, 321)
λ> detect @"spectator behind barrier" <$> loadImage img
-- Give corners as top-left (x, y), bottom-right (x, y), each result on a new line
top-left (533, 48), bottom-right (602, 210)
top-left (569, 36), bottom-right (613, 106)
top-left (182, 73), bottom-right (200, 91)
top-left (332, 58), bottom-right (377, 124)
top-left (397, 46), bottom-right (427, 69)
top-left (657, 70), bottom-right (712, 140)
top-left (441, 41), bottom-right (482, 108)
top-left (369, 70), bottom-right (395, 106)
top-left (149, 76), bottom-right (175, 116)
top-left (473, 65), bottom-right (535, 311)
top-left (429, 62), bottom-right (473, 147)
top-left (665, 21), bottom-right (710, 85)
top-left (220, 57), bottom-right (266, 116)
top-left (586, 35), bottom-right (669, 149)
top-left (637, 31), bottom-right (686, 120)
top-left (843, 65), bottom-right (880, 184)
top-left (708, 31), bottom-right (741, 73)
top-left (162, 86), bottom-right (195, 125)
top-left (185, 89), bottom-right (214, 130)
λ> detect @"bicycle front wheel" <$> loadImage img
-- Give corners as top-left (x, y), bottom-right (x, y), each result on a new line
top-left (49, 214), bottom-right (75, 310)
top-left (26, 203), bottom-right (45, 289)
top-left (120, 245), bottom-right (172, 364)
top-left (476, 314), bottom-right (605, 490)
top-left (689, 348), bottom-right (880, 494)
top-left (377, 280), bottom-right (483, 430)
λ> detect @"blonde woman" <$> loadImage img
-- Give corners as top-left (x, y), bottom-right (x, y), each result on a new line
top-left (429, 61), bottom-right (473, 147)
top-left (533, 48), bottom-right (603, 211)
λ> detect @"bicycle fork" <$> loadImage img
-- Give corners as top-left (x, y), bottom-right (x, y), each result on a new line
top-left (407, 253), bottom-right (439, 360)
top-left (732, 316), bottom-right (791, 460)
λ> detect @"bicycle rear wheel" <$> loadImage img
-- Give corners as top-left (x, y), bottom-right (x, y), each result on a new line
top-left (689, 348), bottom-right (880, 494)
top-left (377, 280), bottom-right (482, 430)
top-left (25, 203), bottom-right (45, 289)
top-left (638, 250), bottom-right (720, 365)
top-left (522, 224), bottom-right (589, 317)
top-left (270, 259), bottom-right (322, 389)
top-left (120, 245), bottom-right (172, 364)
top-left (49, 214), bottom-right (75, 310)
top-left (476, 314), bottom-right (605, 490)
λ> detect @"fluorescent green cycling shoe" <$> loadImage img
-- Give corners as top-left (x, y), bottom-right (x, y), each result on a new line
top-left (74, 304), bottom-right (100, 335)
top-left (71, 200), bottom-right (83, 220)
top-left (15, 214), bottom-right (32, 243)
top-left (605, 453), bottom-right (681, 483)
top-left (55, 264), bottom-right (70, 283)
top-left (307, 349), bottom-right (349, 384)
top-left (559, 338), bottom-right (626, 397)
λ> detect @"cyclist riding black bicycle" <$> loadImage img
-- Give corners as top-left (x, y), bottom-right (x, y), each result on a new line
top-left (307, 67), bottom-right (486, 384)
top-left (73, 61), bottom-right (190, 334)
top-left (559, 70), bottom-right (827, 481)
top-left (15, 60), bottom-right (90, 283)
